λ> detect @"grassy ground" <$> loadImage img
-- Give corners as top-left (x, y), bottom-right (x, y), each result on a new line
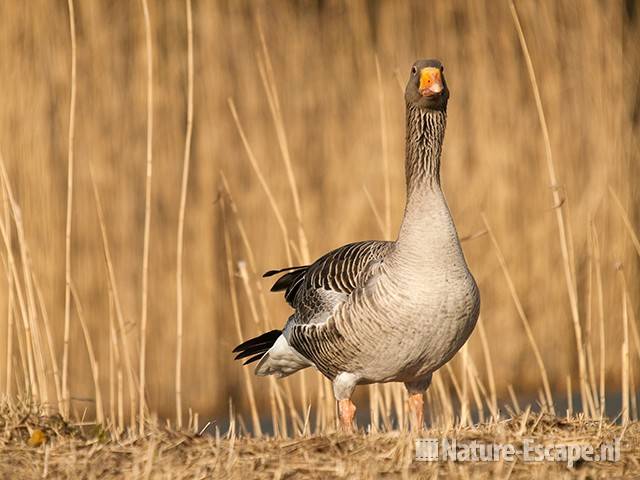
top-left (1, 402), bottom-right (639, 479)
top-left (1, 2), bottom-right (639, 478)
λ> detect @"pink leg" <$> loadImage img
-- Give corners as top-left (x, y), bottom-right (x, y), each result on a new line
top-left (408, 393), bottom-right (424, 432)
top-left (338, 399), bottom-right (356, 432)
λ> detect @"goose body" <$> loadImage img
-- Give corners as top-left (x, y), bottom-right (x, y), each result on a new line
top-left (233, 59), bottom-right (480, 429)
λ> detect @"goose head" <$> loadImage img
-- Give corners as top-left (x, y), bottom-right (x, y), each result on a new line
top-left (404, 59), bottom-right (449, 112)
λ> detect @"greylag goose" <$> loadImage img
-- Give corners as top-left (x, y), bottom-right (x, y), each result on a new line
top-left (233, 59), bottom-right (480, 431)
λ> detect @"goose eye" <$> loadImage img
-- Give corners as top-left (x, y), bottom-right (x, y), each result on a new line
top-left (411, 66), bottom-right (417, 75)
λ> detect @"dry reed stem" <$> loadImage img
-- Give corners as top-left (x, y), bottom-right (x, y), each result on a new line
top-left (477, 319), bottom-right (498, 417)
top-left (631, 358), bottom-right (639, 421)
top-left (0, 225), bottom-right (32, 398)
top-left (220, 196), bottom-right (262, 437)
top-left (219, 177), bottom-right (304, 435)
top-left (10, 208), bottom-right (49, 410)
top-left (433, 372), bottom-right (454, 428)
top-left (278, 375), bottom-right (305, 436)
top-left (32, 274), bottom-right (63, 411)
top-left (584, 240), bottom-right (599, 411)
top-left (255, 18), bottom-right (310, 264)
top-left (458, 347), bottom-right (487, 426)
top-left (3, 187), bottom-right (12, 396)
top-left (0, 250), bottom-right (10, 374)
top-left (30, 317), bottom-right (49, 411)
top-left (268, 379), bottom-right (280, 437)
top-left (271, 377), bottom-right (288, 437)
top-left (378, 384), bottom-right (392, 431)
top-left (174, 0), bottom-right (194, 436)
top-left (139, 0), bottom-right (154, 432)
top-left (566, 375), bottom-right (573, 417)
top-left (510, 0), bottom-right (588, 415)
top-left (109, 296), bottom-right (124, 433)
top-left (618, 268), bottom-right (639, 422)
top-left (362, 186), bottom-right (385, 237)
top-left (563, 194), bottom-right (578, 290)
top-left (507, 385), bottom-right (521, 415)
top-left (590, 223), bottom-right (607, 416)
top-left (463, 346), bottom-right (484, 423)
top-left (227, 99), bottom-right (293, 265)
top-left (221, 181), bottom-right (274, 327)
top-left (70, 280), bottom-right (104, 425)
top-left (237, 262), bottom-right (281, 434)
top-left (481, 213), bottom-right (554, 413)
top-left (314, 390), bottom-right (330, 432)
top-left (390, 384), bottom-right (404, 431)
top-left (444, 363), bottom-right (466, 425)
top-left (62, 0), bottom-right (77, 418)
top-left (11, 322), bottom-right (28, 396)
top-left (220, 174), bottom-right (296, 436)
top-left (467, 357), bottom-right (494, 421)
top-left (4, 283), bottom-right (26, 397)
top-left (2, 195), bottom-right (49, 407)
top-left (626, 290), bottom-right (640, 367)
top-left (219, 174), bottom-right (258, 270)
top-left (610, 187), bottom-right (640, 258)
top-left (0, 157), bottom-right (40, 402)
top-left (236, 264), bottom-right (262, 332)
top-left (109, 307), bottom-right (116, 431)
top-left (254, 27), bottom-right (312, 417)
top-left (2, 284), bottom-right (12, 396)
top-left (89, 167), bottom-right (137, 431)
top-left (460, 347), bottom-right (470, 426)
top-left (619, 268), bottom-right (630, 425)
top-left (368, 383), bottom-right (381, 433)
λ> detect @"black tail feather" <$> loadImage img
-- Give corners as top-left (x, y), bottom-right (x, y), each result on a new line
top-left (232, 329), bottom-right (281, 365)
top-left (234, 343), bottom-right (273, 361)
top-left (263, 265), bottom-right (310, 307)
top-left (243, 352), bottom-right (267, 365)
top-left (270, 268), bottom-right (307, 292)
top-left (263, 265), bottom-right (307, 278)
top-left (232, 329), bottom-right (282, 353)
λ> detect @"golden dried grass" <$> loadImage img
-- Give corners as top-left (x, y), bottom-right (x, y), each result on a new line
top-left (0, 0), bottom-right (638, 440)
top-left (1, 400), bottom-right (639, 479)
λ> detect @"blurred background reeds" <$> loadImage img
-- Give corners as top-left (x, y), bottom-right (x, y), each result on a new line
top-left (0, 0), bottom-right (638, 432)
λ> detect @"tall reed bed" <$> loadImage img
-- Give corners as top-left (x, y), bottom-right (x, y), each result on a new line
top-left (0, 0), bottom-right (638, 435)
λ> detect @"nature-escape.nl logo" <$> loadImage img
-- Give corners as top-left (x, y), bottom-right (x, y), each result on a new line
top-left (415, 437), bottom-right (621, 467)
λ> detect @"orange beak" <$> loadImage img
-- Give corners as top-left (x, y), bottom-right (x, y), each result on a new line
top-left (419, 67), bottom-right (443, 96)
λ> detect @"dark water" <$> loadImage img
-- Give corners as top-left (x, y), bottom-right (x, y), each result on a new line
top-left (203, 390), bottom-right (638, 437)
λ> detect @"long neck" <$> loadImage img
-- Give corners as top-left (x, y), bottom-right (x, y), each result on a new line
top-left (404, 106), bottom-right (446, 195)
top-left (395, 106), bottom-right (459, 257)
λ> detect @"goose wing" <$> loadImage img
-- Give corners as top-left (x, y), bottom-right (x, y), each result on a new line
top-left (265, 240), bottom-right (392, 326)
